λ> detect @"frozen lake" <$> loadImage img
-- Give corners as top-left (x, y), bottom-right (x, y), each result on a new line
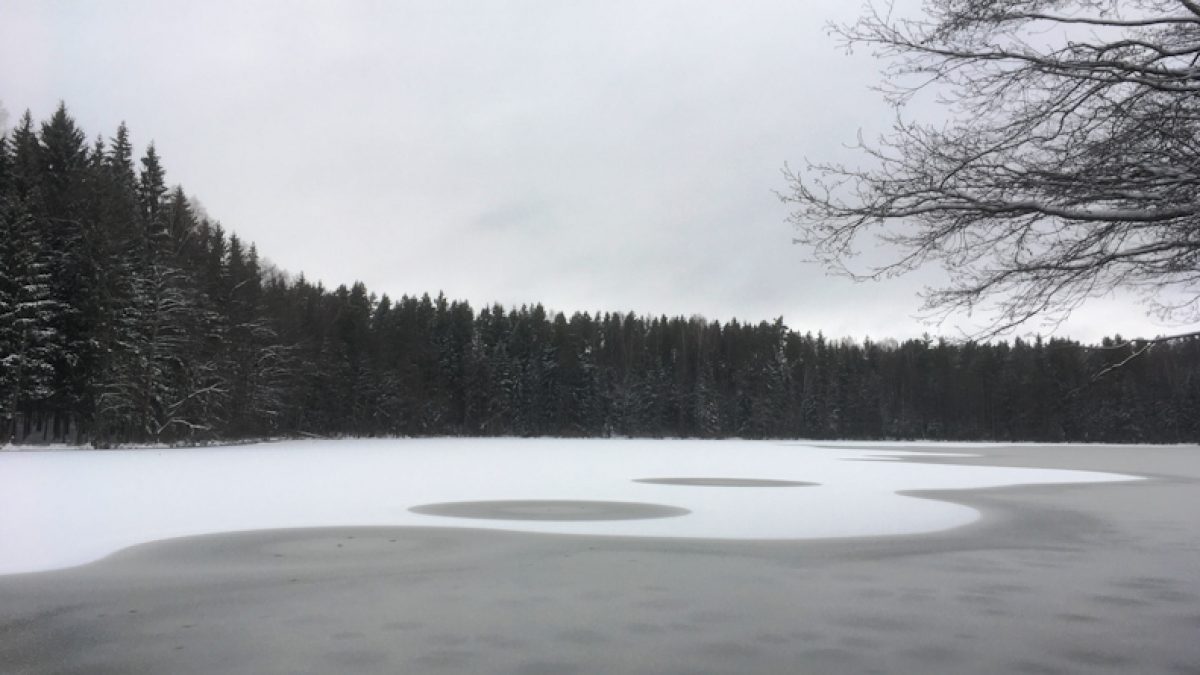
top-left (0, 438), bottom-right (1139, 575)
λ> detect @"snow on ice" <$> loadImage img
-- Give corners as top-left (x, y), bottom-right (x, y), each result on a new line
top-left (0, 438), bottom-right (1138, 574)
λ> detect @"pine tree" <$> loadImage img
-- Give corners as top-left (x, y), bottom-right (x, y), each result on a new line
top-left (0, 129), bottom-right (10, 196)
top-left (0, 201), bottom-right (63, 442)
top-left (224, 238), bottom-right (289, 437)
top-left (36, 104), bottom-right (97, 438)
top-left (9, 112), bottom-right (40, 202)
top-left (138, 143), bottom-right (166, 223)
top-left (95, 145), bottom-right (226, 443)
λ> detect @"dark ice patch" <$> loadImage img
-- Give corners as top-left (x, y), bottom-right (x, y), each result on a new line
top-left (409, 500), bottom-right (689, 521)
top-left (634, 477), bottom-right (818, 487)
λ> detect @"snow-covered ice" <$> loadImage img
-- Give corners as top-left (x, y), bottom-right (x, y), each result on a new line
top-left (0, 438), bottom-right (1138, 575)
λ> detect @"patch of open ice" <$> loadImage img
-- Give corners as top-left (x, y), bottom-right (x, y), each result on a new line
top-left (0, 438), bottom-right (1138, 575)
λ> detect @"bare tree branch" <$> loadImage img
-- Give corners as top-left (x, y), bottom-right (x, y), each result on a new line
top-left (784, 0), bottom-right (1200, 339)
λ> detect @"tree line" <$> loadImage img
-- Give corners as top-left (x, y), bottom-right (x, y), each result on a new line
top-left (2, 106), bottom-right (1198, 446)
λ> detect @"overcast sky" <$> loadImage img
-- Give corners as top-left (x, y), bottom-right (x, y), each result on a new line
top-left (0, 0), bottom-right (1179, 342)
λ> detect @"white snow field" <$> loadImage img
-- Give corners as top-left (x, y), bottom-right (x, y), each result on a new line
top-left (0, 438), bottom-right (1139, 575)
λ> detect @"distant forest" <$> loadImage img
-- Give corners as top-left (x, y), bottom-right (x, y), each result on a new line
top-left (2, 106), bottom-right (1198, 446)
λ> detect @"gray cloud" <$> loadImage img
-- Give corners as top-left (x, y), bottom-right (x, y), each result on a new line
top-left (0, 0), bottom-right (1173, 341)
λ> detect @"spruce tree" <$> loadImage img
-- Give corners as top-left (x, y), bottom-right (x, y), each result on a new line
top-left (0, 202), bottom-right (63, 442)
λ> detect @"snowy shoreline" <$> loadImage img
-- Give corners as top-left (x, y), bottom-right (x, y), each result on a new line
top-left (6, 435), bottom-right (1196, 453)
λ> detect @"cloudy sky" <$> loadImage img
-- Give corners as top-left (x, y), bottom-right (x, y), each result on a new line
top-left (0, 0), bottom-right (1177, 342)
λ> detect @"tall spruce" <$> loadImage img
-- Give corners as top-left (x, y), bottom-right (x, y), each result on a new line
top-left (0, 191), bottom-right (63, 442)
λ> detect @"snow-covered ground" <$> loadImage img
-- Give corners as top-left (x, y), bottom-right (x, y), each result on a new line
top-left (0, 438), bottom-right (1138, 575)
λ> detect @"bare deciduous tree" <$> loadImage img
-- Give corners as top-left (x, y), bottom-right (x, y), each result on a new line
top-left (783, 0), bottom-right (1200, 338)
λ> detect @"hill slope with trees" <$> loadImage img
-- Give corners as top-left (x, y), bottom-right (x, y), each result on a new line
top-left (2, 106), bottom-right (1198, 445)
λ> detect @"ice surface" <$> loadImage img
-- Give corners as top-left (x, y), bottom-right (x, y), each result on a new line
top-left (0, 438), bottom-right (1138, 575)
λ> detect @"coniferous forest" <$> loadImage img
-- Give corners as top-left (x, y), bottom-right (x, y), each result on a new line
top-left (2, 106), bottom-right (1199, 446)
